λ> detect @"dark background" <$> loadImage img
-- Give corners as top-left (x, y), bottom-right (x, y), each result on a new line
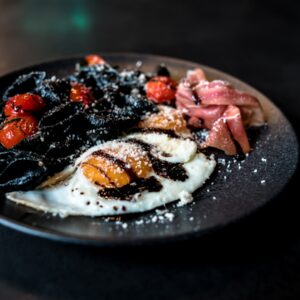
top-left (0, 0), bottom-right (299, 299)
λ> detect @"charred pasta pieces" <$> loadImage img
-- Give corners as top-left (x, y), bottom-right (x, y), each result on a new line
top-left (3, 72), bottom-right (46, 101)
top-left (0, 58), bottom-right (157, 192)
top-left (0, 150), bottom-right (48, 192)
top-left (37, 78), bottom-right (71, 107)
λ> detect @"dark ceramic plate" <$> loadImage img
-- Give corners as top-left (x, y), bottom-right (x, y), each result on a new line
top-left (0, 53), bottom-right (298, 246)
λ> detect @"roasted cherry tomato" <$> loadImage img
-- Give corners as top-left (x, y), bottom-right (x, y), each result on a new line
top-left (0, 116), bottom-right (38, 149)
top-left (146, 76), bottom-right (177, 103)
top-left (70, 83), bottom-right (94, 106)
top-left (85, 54), bottom-right (105, 66)
top-left (4, 93), bottom-right (45, 117)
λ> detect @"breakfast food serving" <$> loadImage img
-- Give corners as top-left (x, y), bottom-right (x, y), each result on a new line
top-left (0, 55), bottom-right (265, 217)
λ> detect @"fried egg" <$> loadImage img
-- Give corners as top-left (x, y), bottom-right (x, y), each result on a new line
top-left (6, 107), bottom-right (216, 217)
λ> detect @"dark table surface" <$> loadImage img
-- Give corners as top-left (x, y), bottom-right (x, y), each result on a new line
top-left (0, 0), bottom-right (299, 299)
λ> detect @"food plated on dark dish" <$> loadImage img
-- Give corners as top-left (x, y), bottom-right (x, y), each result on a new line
top-left (0, 54), bottom-right (264, 216)
top-left (0, 53), bottom-right (297, 245)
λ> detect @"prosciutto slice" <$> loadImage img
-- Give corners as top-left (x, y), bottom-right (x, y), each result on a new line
top-left (188, 105), bottom-right (226, 129)
top-left (223, 105), bottom-right (251, 153)
top-left (175, 82), bottom-right (195, 110)
top-left (176, 68), bottom-right (265, 155)
top-left (203, 118), bottom-right (237, 155)
top-left (195, 81), bottom-right (260, 106)
top-left (186, 68), bottom-right (207, 85)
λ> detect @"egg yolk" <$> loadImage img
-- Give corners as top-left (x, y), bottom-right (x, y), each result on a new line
top-left (139, 108), bottom-right (187, 132)
top-left (81, 145), bottom-right (152, 188)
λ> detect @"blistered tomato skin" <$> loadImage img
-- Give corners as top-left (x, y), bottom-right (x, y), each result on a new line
top-left (70, 83), bottom-right (94, 106)
top-left (85, 54), bottom-right (106, 66)
top-left (4, 93), bottom-right (45, 117)
top-left (146, 76), bottom-right (177, 103)
top-left (0, 116), bottom-right (38, 149)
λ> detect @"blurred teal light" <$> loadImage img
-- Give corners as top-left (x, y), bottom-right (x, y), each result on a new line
top-left (71, 10), bottom-right (90, 31)
top-left (21, 0), bottom-right (92, 35)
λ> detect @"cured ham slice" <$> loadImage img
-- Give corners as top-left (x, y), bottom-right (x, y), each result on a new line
top-left (223, 105), bottom-right (251, 153)
top-left (175, 82), bottom-right (195, 110)
top-left (203, 118), bottom-right (237, 155)
top-left (186, 68), bottom-right (207, 85)
top-left (240, 106), bottom-right (265, 127)
top-left (188, 116), bottom-right (202, 128)
top-left (194, 80), bottom-right (261, 107)
top-left (175, 68), bottom-right (265, 155)
top-left (188, 105), bottom-right (226, 129)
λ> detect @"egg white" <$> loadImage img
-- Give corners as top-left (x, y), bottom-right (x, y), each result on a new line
top-left (6, 132), bottom-right (216, 217)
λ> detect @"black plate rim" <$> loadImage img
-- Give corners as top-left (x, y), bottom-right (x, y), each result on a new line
top-left (0, 211), bottom-right (231, 246)
top-left (0, 52), bottom-right (298, 246)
